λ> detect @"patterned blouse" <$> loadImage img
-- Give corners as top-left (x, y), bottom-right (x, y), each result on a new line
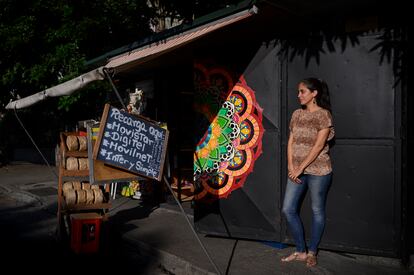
top-left (289, 108), bottom-right (335, 176)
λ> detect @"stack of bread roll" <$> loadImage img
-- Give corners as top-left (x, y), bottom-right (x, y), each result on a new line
top-left (66, 135), bottom-right (87, 151)
top-left (65, 157), bottom-right (89, 170)
top-left (63, 133), bottom-right (89, 171)
top-left (62, 181), bottom-right (105, 206)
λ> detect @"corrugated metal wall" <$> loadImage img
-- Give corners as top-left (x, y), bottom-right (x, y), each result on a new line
top-left (188, 14), bottom-right (406, 256)
top-left (283, 31), bottom-right (402, 256)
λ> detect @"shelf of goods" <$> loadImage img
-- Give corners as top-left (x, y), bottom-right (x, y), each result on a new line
top-left (57, 132), bottom-right (111, 238)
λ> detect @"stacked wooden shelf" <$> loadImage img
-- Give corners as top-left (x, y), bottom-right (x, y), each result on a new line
top-left (57, 131), bottom-right (111, 239)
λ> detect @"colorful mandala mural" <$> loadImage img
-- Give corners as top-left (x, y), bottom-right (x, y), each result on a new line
top-left (193, 63), bottom-right (264, 201)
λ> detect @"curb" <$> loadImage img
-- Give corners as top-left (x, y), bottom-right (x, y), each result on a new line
top-left (0, 185), bottom-right (12, 194)
top-left (0, 185), bottom-right (42, 206)
top-left (123, 232), bottom-right (216, 275)
top-left (340, 252), bottom-right (405, 269)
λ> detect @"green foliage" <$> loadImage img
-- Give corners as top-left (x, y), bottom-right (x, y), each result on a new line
top-left (0, 0), bottom-right (243, 112)
top-left (0, 0), bottom-right (244, 163)
top-left (0, 0), bottom-right (245, 114)
top-left (57, 94), bottom-right (83, 112)
top-left (0, 0), bottom-right (155, 112)
top-left (57, 81), bottom-right (110, 113)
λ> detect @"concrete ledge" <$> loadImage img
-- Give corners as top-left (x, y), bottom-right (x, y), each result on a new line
top-left (123, 232), bottom-right (216, 275)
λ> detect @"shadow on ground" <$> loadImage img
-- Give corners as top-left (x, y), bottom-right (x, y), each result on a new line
top-left (0, 197), bottom-right (164, 274)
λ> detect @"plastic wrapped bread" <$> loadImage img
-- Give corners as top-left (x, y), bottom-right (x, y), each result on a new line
top-left (93, 189), bottom-right (104, 204)
top-left (66, 135), bottom-right (79, 151)
top-left (72, 181), bottom-right (82, 190)
top-left (76, 189), bottom-right (86, 204)
top-left (91, 184), bottom-right (99, 190)
top-left (64, 189), bottom-right (76, 206)
top-left (66, 157), bottom-right (78, 170)
top-left (78, 158), bottom-right (88, 170)
top-left (62, 182), bottom-right (73, 193)
top-left (82, 182), bottom-right (91, 190)
top-left (77, 136), bottom-right (87, 151)
top-left (85, 189), bottom-right (95, 204)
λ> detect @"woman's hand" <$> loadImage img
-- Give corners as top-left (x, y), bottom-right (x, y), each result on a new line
top-left (288, 167), bottom-right (303, 184)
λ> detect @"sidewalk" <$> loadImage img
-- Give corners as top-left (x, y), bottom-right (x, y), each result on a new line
top-left (1, 162), bottom-right (412, 274)
top-left (114, 199), bottom-right (412, 275)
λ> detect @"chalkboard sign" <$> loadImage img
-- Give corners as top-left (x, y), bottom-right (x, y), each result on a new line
top-left (93, 104), bottom-right (169, 181)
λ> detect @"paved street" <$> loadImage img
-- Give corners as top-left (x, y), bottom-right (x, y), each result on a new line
top-left (1, 162), bottom-right (413, 274)
top-left (0, 163), bottom-right (167, 274)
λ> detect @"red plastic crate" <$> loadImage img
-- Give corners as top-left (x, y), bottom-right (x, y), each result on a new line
top-left (70, 213), bottom-right (102, 253)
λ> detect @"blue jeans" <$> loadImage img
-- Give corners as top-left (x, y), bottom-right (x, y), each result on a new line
top-left (282, 173), bottom-right (332, 253)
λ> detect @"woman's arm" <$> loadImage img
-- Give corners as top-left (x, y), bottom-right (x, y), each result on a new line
top-left (289, 128), bottom-right (330, 182)
top-left (287, 131), bottom-right (301, 184)
top-left (287, 131), bottom-right (294, 172)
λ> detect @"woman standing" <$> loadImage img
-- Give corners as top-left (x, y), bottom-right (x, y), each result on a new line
top-left (281, 78), bottom-right (335, 267)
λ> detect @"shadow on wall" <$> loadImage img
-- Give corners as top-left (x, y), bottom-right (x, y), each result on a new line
top-left (265, 23), bottom-right (407, 87)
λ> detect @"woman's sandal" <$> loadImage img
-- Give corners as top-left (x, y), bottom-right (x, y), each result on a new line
top-left (306, 253), bottom-right (317, 267)
top-left (281, 252), bottom-right (307, 262)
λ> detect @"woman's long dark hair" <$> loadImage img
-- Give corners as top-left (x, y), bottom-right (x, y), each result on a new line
top-left (301, 77), bottom-right (332, 113)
